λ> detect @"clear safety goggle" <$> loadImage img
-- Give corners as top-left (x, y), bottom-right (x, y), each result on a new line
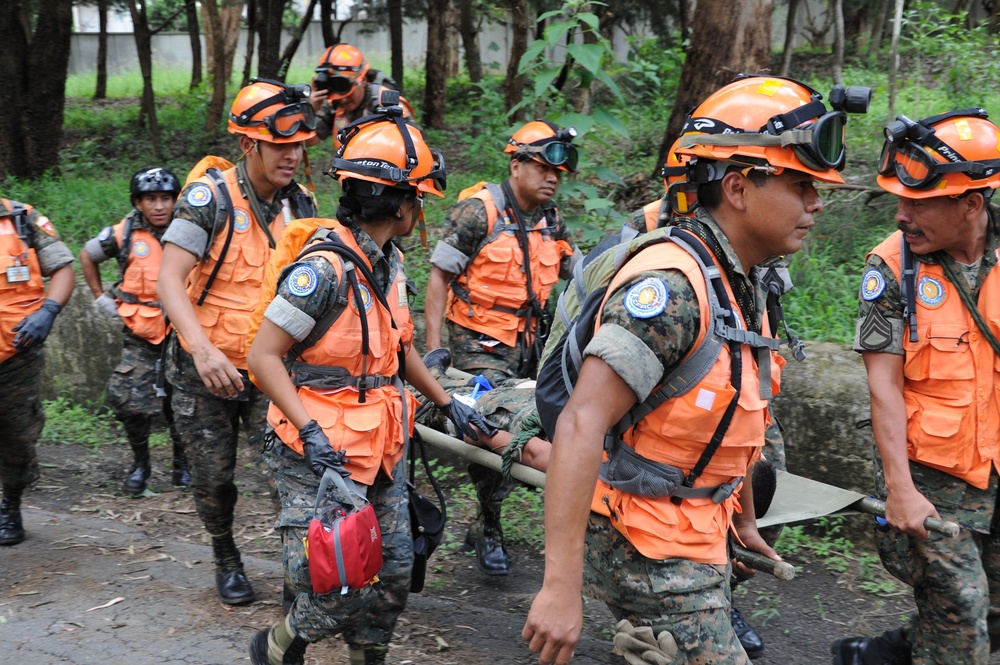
top-left (878, 113), bottom-right (1000, 190)
top-left (516, 141), bottom-right (579, 172)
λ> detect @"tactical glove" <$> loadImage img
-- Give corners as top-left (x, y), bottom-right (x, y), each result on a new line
top-left (423, 347), bottom-right (452, 375)
top-left (94, 294), bottom-right (120, 319)
top-left (299, 420), bottom-right (350, 479)
top-left (13, 299), bottom-right (62, 352)
top-left (613, 619), bottom-right (678, 665)
top-left (444, 398), bottom-right (499, 441)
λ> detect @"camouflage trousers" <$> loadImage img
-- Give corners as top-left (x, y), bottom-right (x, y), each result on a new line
top-left (583, 513), bottom-right (748, 665)
top-left (168, 344), bottom-right (268, 536)
top-left (106, 334), bottom-right (181, 451)
top-left (0, 348), bottom-right (44, 491)
top-left (263, 441), bottom-right (412, 646)
top-left (874, 454), bottom-right (1000, 664)
top-left (446, 320), bottom-right (534, 384)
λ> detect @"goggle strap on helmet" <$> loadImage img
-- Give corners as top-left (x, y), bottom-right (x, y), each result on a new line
top-left (233, 79), bottom-right (305, 126)
top-left (764, 100), bottom-right (829, 134)
top-left (678, 129), bottom-right (815, 151)
top-left (332, 113), bottom-right (446, 192)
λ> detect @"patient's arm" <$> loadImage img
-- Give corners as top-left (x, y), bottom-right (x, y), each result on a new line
top-left (464, 429), bottom-right (551, 473)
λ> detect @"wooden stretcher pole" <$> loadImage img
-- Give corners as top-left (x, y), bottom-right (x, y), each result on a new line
top-left (415, 423), bottom-right (547, 489)
top-left (733, 545), bottom-right (796, 581)
top-left (853, 497), bottom-right (960, 538)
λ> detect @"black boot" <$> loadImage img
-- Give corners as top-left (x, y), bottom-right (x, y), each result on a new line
top-left (250, 620), bottom-right (308, 665)
top-left (831, 627), bottom-right (911, 665)
top-left (212, 531), bottom-right (255, 605)
top-left (171, 441), bottom-right (191, 487)
top-left (467, 464), bottom-right (513, 576)
top-left (731, 605), bottom-right (764, 660)
top-left (348, 645), bottom-right (389, 665)
top-left (0, 489), bottom-right (25, 546)
top-left (123, 444), bottom-right (151, 496)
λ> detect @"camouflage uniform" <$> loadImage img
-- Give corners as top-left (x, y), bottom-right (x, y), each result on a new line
top-left (575, 209), bottom-right (769, 665)
top-left (430, 189), bottom-right (574, 380)
top-left (0, 202), bottom-right (74, 492)
top-left (161, 160), bottom-right (315, 538)
top-left (83, 213), bottom-right (185, 480)
top-left (853, 224), bottom-right (1000, 665)
top-left (314, 79), bottom-right (401, 143)
top-left (262, 223), bottom-right (413, 649)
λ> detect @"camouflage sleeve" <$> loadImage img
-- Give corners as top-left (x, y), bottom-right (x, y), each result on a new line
top-left (853, 253), bottom-right (905, 355)
top-left (162, 181), bottom-right (219, 258)
top-left (267, 255), bottom-right (344, 341)
top-left (437, 198), bottom-right (490, 259)
top-left (584, 269), bottom-right (700, 402)
top-left (314, 102), bottom-right (334, 140)
top-left (622, 209), bottom-right (647, 234)
top-left (24, 207), bottom-right (74, 275)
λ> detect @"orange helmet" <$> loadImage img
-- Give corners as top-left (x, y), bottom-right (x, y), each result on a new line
top-left (504, 120), bottom-right (579, 172)
top-left (328, 114), bottom-right (445, 198)
top-left (675, 75), bottom-right (864, 184)
top-left (315, 44), bottom-right (369, 102)
top-left (229, 78), bottom-right (316, 143)
top-left (877, 108), bottom-right (1000, 198)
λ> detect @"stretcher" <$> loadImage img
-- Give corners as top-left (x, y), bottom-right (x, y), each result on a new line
top-left (414, 424), bottom-right (960, 581)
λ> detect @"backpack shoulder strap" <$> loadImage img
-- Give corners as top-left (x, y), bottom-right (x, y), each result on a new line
top-left (900, 232), bottom-right (919, 343)
top-left (115, 213), bottom-right (136, 283)
top-left (5, 200), bottom-right (31, 248)
top-left (195, 168), bottom-right (237, 306)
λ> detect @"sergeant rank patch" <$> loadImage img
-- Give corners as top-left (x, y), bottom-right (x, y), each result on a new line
top-left (624, 277), bottom-right (669, 319)
top-left (858, 305), bottom-right (892, 351)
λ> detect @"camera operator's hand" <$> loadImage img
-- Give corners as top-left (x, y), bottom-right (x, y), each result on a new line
top-left (308, 82), bottom-right (328, 113)
top-left (13, 299), bottom-right (62, 351)
top-left (444, 399), bottom-right (500, 441)
top-left (299, 420), bottom-right (350, 479)
top-left (93, 293), bottom-right (120, 319)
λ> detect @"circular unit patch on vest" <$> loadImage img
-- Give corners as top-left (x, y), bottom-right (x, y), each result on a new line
top-left (286, 265), bottom-right (318, 298)
top-left (860, 268), bottom-right (886, 301)
top-left (916, 275), bottom-right (947, 308)
top-left (186, 184), bottom-right (213, 207)
top-left (98, 226), bottom-right (113, 241)
top-left (349, 283), bottom-right (375, 314)
top-left (132, 240), bottom-right (150, 258)
top-left (624, 277), bottom-right (669, 319)
top-left (234, 209), bottom-right (252, 233)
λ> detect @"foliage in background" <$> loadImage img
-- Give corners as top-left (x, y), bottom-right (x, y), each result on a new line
top-left (41, 394), bottom-right (125, 448)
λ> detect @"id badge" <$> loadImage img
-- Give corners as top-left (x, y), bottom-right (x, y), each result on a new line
top-left (6, 265), bottom-right (29, 283)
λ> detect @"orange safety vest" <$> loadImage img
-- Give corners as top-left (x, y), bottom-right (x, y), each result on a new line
top-left (446, 184), bottom-right (573, 347)
top-left (873, 231), bottom-right (1000, 490)
top-left (0, 200), bottom-right (46, 364)
top-left (111, 219), bottom-right (167, 345)
top-left (589, 240), bottom-right (783, 564)
top-left (640, 199), bottom-right (660, 234)
top-left (269, 225), bottom-right (417, 485)
top-left (180, 167), bottom-right (286, 370)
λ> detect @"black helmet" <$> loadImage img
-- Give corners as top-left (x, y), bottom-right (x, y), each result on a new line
top-left (130, 166), bottom-right (181, 203)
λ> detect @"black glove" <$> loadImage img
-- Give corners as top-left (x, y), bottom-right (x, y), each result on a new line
top-left (298, 420), bottom-right (350, 479)
top-left (13, 299), bottom-right (62, 352)
top-left (444, 399), bottom-right (499, 441)
top-left (423, 347), bottom-right (452, 374)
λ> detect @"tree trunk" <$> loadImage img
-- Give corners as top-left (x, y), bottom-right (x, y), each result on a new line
top-left (678, 0), bottom-right (696, 45)
top-left (448, 1), bottom-right (460, 79)
top-left (95, 0), bottom-right (109, 100)
top-left (202, 0), bottom-right (229, 135)
top-left (423, 0), bottom-right (449, 129)
top-left (779, 0), bottom-right (800, 77)
top-left (0, 0), bottom-right (74, 179)
top-left (389, 0), bottom-right (404, 89)
top-left (185, 0), bottom-right (202, 89)
top-left (278, 0), bottom-right (319, 80)
top-left (505, 0), bottom-right (529, 121)
top-left (458, 0), bottom-right (481, 82)
top-left (320, 0), bottom-right (335, 46)
top-left (887, 0), bottom-right (904, 122)
top-left (257, 0), bottom-right (284, 79)
top-left (656, 0), bottom-right (773, 176)
top-left (127, 0), bottom-right (163, 159)
top-left (831, 0), bottom-right (844, 84)
top-left (220, 1), bottom-right (244, 88)
top-left (867, 0), bottom-right (889, 60)
top-left (242, 0), bottom-right (257, 87)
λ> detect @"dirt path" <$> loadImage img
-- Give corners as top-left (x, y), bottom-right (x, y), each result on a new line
top-left (1, 439), bottom-right (994, 664)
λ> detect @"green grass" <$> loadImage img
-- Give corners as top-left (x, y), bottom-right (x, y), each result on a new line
top-left (41, 394), bottom-right (125, 448)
